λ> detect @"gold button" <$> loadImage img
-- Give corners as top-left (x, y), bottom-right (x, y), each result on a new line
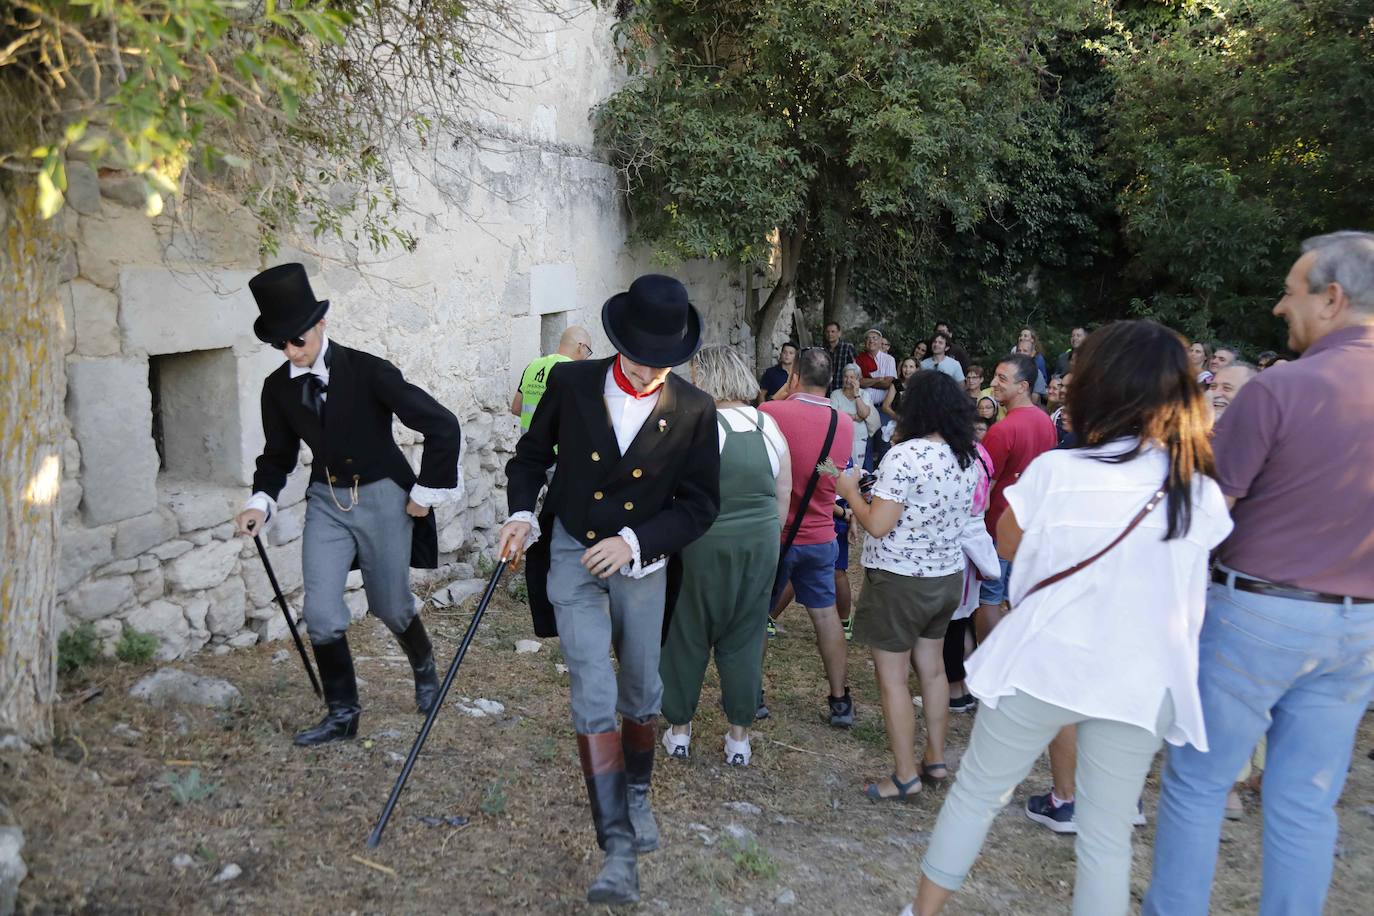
top-left (329, 474), bottom-right (338, 483)
top-left (593, 491), bottom-right (604, 500)
top-left (586, 530), bottom-right (597, 540)
top-left (345, 458), bottom-right (354, 464)
top-left (623, 501), bottom-right (634, 511)
top-left (632, 468), bottom-right (643, 478)
top-left (591, 451), bottom-right (600, 462)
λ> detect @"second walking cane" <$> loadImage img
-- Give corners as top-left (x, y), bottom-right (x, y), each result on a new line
top-left (252, 532), bottom-right (323, 699)
top-left (366, 559), bottom-right (507, 848)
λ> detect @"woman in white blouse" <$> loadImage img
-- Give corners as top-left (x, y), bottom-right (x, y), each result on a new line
top-left (906, 320), bottom-right (1233, 916)
top-left (831, 362), bottom-right (880, 470)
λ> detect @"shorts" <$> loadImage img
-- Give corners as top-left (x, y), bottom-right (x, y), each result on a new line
top-left (833, 512), bottom-right (850, 571)
top-left (978, 557), bottom-right (1012, 606)
top-left (772, 540), bottom-right (840, 609)
top-left (853, 567), bottom-right (963, 652)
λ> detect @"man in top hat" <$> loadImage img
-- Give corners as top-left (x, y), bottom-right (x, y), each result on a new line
top-left (497, 274), bottom-right (721, 905)
top-left (233, 263), bottom-right (463, 746)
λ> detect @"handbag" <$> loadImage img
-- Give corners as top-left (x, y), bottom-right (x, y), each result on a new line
top-left (1018, 481), bottom-right (1168, 603)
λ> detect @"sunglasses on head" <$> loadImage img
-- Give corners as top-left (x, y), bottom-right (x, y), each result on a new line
top-left (271, 336), bottom-right (308, 350)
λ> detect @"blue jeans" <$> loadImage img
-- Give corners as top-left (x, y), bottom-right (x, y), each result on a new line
top-left (1144, 573), bottom-right (1374, 916)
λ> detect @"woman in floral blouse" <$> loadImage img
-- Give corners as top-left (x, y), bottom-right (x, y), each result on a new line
top-left (836, 371), bottom-right (983, 800)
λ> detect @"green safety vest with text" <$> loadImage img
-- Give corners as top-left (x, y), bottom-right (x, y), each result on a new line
top-left (518, 353), bottom-right (572, 431)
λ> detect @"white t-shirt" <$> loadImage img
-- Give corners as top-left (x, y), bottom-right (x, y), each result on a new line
top-left (864, 351), bottom-right (897, 407)
top-left (830, 390), bottom-right (880, 469)
top-left (861, 438), bottom-right (981, 577)
top-left (965, 442), bottom-right (1233, 750)
top-left (714, 406), bottom-right (787, 477)
top-left (920, 356), bottom-right (965, 384)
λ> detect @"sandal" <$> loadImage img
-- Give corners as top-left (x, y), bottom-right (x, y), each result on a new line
top-left (919, 761), bottom-right (949, 783)
top-left (863, 772), bottom-right (921, 802)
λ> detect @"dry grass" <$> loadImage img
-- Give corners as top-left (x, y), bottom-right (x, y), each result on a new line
top-left (3, 558), bottom-right (1373, 914)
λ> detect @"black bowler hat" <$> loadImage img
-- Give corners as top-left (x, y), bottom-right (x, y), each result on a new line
top-left (249, 263), bottom-right (329, 344)
top-left (601, 274), bottom-right (703, 368)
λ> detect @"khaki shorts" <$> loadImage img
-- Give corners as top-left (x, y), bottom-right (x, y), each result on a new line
top-left (853, 567), bottom-right (963, 652)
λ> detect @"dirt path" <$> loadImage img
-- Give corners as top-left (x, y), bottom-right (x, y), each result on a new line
top-left (5, 563), bottom-right (1373, 914)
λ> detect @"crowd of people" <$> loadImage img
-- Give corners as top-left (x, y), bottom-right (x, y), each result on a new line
top-left (230, 231), bottom-right (1372, 912)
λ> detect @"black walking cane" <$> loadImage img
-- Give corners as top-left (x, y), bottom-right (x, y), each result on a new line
top-left (366, 559), bottom-right (508, 848)
top-left (251, 533), bottom-right (323, 700)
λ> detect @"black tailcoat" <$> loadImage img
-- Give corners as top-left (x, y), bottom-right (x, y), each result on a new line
top-left (252, 341), bottom-right (461, 568)
top-left (505, 357), bottom-right (721, 637)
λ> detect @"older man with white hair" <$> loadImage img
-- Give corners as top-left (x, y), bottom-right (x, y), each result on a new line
top-left (1146, 231), bottom-right (1374, 916)
top-left (1207, 361), bottom-right (1257, 422)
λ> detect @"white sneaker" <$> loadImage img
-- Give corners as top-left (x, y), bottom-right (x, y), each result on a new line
top-left (724, 733), bottom-right (751, 767)
top-left (662, 725), bottom-right (691, 759)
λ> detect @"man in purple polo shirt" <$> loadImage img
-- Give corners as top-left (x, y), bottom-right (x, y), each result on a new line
top-left (761, 347), bottom-right (857, 727)
top-left (1146, 232), bottom-right (1374, 916)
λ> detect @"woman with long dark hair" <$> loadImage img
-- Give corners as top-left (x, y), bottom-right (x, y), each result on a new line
top-left (907, 321), bottom-right (1233, 916)
top-left (836, 371), bottom-right (983, 801)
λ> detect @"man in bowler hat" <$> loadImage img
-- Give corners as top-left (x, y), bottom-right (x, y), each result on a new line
top-left (233, 264), bottom-right (463, 746)
top-left (498, 274), bottom-right (721, 905)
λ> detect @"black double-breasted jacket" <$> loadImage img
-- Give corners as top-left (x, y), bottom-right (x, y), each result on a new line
top-left (506, 356), bottom-right (721, 637)
top-left (253, 341), bottom-right (462, 568)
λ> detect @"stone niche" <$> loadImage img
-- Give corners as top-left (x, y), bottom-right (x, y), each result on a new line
top-left (150, 348), bottom-right (243, 485)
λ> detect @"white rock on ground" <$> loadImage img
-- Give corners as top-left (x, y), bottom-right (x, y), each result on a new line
top-left (171, 854), bottom-right (194, 869)
top-left (774, 888), bottom-right (797, 908)
top-left (0, 826), bottom-right (26, 916)
top-left (129, 668), bottom-right (242, 709)
top-left (212, 863), bottom-right (242, 883)
top-left (431, 579), bottom-right (486, 608)
top-left (455, 697), bottom-right (505, 718)
top-left (514, 640), bottom-right (542, 654)
top-left (723, 801), bottom-right (762, 816)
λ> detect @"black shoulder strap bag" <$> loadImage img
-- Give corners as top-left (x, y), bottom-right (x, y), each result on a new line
top-left (771, 407), bottom-right (839, 606)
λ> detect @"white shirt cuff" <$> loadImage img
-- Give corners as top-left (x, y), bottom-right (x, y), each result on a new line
top-left (617, 527), bottom-right (667, 579)
top-left (243, 492), bottom-right (277, 533)
top-left (410, 464), bottom-right (466, 508)
top-left (507, 511), bottom-right (541, 551)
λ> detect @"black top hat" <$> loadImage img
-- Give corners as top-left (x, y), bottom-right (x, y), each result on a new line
top-left (601, 274), bottom-right (703, 368)
top-left (249, 263), bottom-right (330, 344)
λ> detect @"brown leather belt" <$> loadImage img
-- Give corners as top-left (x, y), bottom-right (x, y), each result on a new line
top-left (1211, 568), bottom-right (1373, 605)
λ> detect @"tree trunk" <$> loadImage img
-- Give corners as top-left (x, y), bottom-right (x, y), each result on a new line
top-left (0, 190), bottom-right (64, 747)
top-left (750, 224), bottom-right (806, 369)
top-left (824, 256), bottom-right (851, 329)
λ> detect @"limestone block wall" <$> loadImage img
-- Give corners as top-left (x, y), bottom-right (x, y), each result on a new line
top-left (51, 4), bottom-right (753, 660)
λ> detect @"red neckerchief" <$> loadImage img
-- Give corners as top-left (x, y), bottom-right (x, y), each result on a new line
top-left (613, 355), bottom-right (662, 399)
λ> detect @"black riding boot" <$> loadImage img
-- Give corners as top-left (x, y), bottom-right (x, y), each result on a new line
top-left (578, 732), bottom-right (640, 905)
top-left (394, 616), bottom-right (440, 714)
top-left (293, 636), bottom-right (360, 746)
top-left (622, 717), bottom-right (659, 853)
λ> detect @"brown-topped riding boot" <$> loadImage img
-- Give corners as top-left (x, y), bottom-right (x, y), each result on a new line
top-left (578, 731), bottom-right (639, 905)
top-left (622, 716), bottom-right (660, 853)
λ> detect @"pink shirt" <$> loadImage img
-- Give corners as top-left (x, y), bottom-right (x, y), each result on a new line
top-left (1213, 324), bottom-right (1374, 598)
top-left (761, 393), bottom-right (856, 546)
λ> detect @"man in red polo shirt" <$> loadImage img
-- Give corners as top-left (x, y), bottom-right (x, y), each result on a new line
top-left (975, 354), bottom-right (1057, 641)
top-left (761, 347), bottom-right (857, 727)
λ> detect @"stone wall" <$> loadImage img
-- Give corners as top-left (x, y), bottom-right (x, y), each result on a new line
top-left (51, 5), bottom-right (755, 660)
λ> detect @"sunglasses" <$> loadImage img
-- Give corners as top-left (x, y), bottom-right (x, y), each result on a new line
top-left (271, 336), bottom-right (308, 350)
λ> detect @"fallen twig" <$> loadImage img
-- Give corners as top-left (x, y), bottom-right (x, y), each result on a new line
top-left (350, 853), bottom-right (398, 877)
top-left (764, 737), bottom-right (849, 762)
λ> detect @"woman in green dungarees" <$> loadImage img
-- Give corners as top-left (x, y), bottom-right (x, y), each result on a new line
top-left (660, 346), bottom-right (792, 766)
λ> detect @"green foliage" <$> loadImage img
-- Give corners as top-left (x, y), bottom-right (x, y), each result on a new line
top-left (1102, 0), bottom-right (1374, 351)
top-left (57, 623), bottom-right (101, 674)
top-left (2, 0), bottom-right (558, 252)
top-left (479, 776), bottom-right (509, 817)
top-left (596, 0), bottom-right (1092, 352)
top-left (162, 767), bottom-right (219, 805)
top-left (720, 835), bottom-right (779, 881)
top-left (114, 628), bottom-right (159, 665)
